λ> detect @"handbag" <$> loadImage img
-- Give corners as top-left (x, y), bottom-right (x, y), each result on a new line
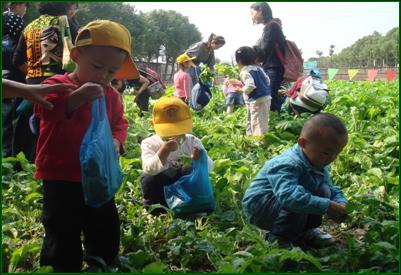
top-left (147, 81), bottom-right (165, 99)
top-left (164, 148), bottom-right (216, 215)
top-left (80, 96), bottom-right (123, 208)
top-left (59, 15), bottom-right (75, 72)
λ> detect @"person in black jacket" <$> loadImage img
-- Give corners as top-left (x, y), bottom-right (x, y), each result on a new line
top-left (2, 2), bottom-right (27, 157)
top-left (251, 2), bottom-right (286, 112)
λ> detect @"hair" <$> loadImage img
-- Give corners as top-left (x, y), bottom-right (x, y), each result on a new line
top-left (250, 2), bottom-right (273, 23)
top-left (111, 79), bottom-right (126, 94)
top-left (9, 2), bottom-right (28, 9)
top-left (39, 2), bottom-right (77, 16)
top-left (235, 46), bottom-right (257, 66)
top-left (252, 45), bottom-right (265, 64)
top-left (207, 33), bottom-right (225, 47)
top-left (301, 113), bottom-right (348, 141)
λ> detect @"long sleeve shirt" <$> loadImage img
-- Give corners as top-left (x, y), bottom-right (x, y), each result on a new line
top-left (242, 144), bottom-right (347, 221)
top-left (240, 65), bottom-right (271, 103)
top-left (141, 134), bottom-right (214, 176)
top-left (185, 41), bottom-right (215, 69)
top-left (256, 19), bottom-right (285, 70)
top-left (34, 73), bottom-right (128, 182)
top-left (173, 70), bottom-right (192, 99)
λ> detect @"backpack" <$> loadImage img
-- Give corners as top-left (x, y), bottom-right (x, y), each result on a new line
top-left (142, 67), bottom-right (166, 99)
top-left (190, 66), bottom-right (212, 111)
top-left (275, 40), bottom-right (304, 82)
top-left (296, 76), bottom-right (329, 111)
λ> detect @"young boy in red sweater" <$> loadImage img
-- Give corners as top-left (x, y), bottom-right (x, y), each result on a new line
top-left (34, 20), bottom-right (137, 272)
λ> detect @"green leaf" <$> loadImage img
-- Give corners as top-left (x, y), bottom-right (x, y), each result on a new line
top-left (142, 262), bottom-right (165, 273)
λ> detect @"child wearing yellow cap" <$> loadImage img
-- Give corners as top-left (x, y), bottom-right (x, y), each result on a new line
top-left (33, 20), bottom-right (136, 272)
top-left (140, 96), bottom-right (214, 214)
top-left (173, 53), bottom-right (196, 104)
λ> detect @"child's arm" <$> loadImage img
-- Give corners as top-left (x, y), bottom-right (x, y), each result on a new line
top-left (109, 91), bottom-right (129, 155)
top-left (141, 137), bottom-right (178, 175)
top-left (239, 70), bottom-right (256, 95)
top-left (66, 82), bottom-right (104, 115)
top-left (184, 73), bottom-right (192, 101)
top-left (269, 165), bottom-right (331, 215)
top-left (2, 79), bottom-right (75, 109)
top-left (188, 135), bottom-right (214, 172)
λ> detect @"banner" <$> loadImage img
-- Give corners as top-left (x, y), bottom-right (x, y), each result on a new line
top-left (348, 69), bottom-right (359, 80)
top-left (327, 68), bottom-right (339, 80)
top-left (367, 69), bottom-right (378, 82)
top-left (386, 70), bottom-right (397, 82)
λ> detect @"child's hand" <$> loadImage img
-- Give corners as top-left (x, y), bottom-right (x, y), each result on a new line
top-left (75, 82), bottom-right (105, 101)
top-left (235, 87), bottom-right (243, 93)
top-left (67, 82), bottom-right (105, 114)
top-left (162, 139), bottom-right (179, 152)
top-left (191, 147), bottom-right (200, 160)
top-left (327, 201), bottom-right (348, 223)
top-left (113, 138), bottom-right (121, 156)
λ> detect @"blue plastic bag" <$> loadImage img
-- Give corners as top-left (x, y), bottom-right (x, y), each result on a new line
top-left (80, 96), bottom-right (123, 208)
top-left (190, 66), bottom-right (212, 111)
top-left (164, 148), bottom-right (216, 214)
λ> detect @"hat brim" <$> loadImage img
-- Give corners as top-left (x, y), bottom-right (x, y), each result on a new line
top-left (115, 56), bottom-right (139, 80)
top-left (153, 118), bottom-right (193, 137)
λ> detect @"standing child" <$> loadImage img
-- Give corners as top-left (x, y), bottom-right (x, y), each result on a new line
top-left (223, 77), bottom-right (244, 113)
top-left (242, 113), bottom-right (349, 248)
top-left (140, 96), bottom-right (214, 214)
top-left (33, 20), bottom-right (135, 272)
top-left (235, 46), bottom-right (271, 136)
top-left (174, 53), bottom-right (196, 104)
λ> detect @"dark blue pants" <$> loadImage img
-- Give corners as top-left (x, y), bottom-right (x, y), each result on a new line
top-left (2, 98), bottom-right (15, 157)
top-left (140, 166), bottom-right (192, 214)
top-left (253, 184), bottom-right (331, 242)
top-left (265, 67), bottom-right (284, 112)
top-left (40, 181), bottom-right (120, 272)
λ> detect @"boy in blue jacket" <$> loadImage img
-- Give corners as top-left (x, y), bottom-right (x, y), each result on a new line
top-left (242, 113), bottom-right (348, 248)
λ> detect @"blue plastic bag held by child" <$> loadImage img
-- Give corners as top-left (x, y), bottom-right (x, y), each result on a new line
top-left (80, 96), bottom-right (123, 208)
top-left (190, 66), bottom-right (212, 111)
top-left (164, 148), bottom-right (216, 214)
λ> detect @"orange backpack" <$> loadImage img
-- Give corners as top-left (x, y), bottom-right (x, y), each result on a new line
top-left (275, 40), bottom-right (304, 82)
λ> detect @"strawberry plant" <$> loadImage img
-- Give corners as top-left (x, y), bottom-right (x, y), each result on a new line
top-left (1, 80), bottom-right (399, 272)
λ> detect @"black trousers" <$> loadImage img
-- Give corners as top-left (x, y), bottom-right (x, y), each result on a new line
top-left (140, 166), bottom-right (192, 214)
top-left (40, 181), bottom-right (120, 272)
top-left (135, 89), bottom-right (150, 116)
top-left (12, 78), bottom-right (44, 162)
top-left (2, 98), bottom-right (15, 157)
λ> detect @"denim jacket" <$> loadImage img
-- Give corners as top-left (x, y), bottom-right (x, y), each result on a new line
top-left (242, 144), bottom-right (347, 220)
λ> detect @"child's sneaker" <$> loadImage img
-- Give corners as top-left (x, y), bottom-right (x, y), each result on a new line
top-left (301, 228), bottom-right (337, 248)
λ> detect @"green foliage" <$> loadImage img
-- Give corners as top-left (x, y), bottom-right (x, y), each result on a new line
top-left (198, 64), bottom-right (215, 84)
top-left (215, 64), bottom-right (240, 79)
top-left (313, 27), bottom-right (398, 67)
top-left (1, 81), bottom-right (398, 272)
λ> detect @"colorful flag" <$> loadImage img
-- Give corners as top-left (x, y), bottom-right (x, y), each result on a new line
top-left (348, 69), bottom-right (359, 80)
top-left (386, 70), bottom-right (397, 82)
top-left (327, 68), bottom-right (339, 80)
top-left (367, 69), bottom-right (378, 82)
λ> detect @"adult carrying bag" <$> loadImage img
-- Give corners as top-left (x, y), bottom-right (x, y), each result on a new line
top-left (275, 40), bottom-right (304, 82)
top-left (80, 96), bottom-right (123, 208)
top-left (164, 148), bottom-right (216, 215)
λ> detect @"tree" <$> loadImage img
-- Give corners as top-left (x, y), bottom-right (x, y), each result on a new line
top-left (329, 45), bottom-right (335, 57)
top-left (315, 50), bottom-right (323, 58)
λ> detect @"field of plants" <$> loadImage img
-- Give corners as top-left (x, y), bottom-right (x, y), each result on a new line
top-left (1, 80), bottom-right (399, 272)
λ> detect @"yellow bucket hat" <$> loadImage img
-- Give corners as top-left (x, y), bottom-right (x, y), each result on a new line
top-left (176, 53), bottom-right (196, 64)
top-left (74, 20), bottom-right (139, 80)
top-left (151, 96), bottom-right (193, 137)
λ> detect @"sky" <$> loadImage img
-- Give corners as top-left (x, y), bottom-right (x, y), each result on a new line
top-left (128, 2), bottom-right (399, 63)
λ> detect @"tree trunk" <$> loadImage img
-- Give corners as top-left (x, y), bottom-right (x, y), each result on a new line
top-left (164, 56), bottom-right (169, 82)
